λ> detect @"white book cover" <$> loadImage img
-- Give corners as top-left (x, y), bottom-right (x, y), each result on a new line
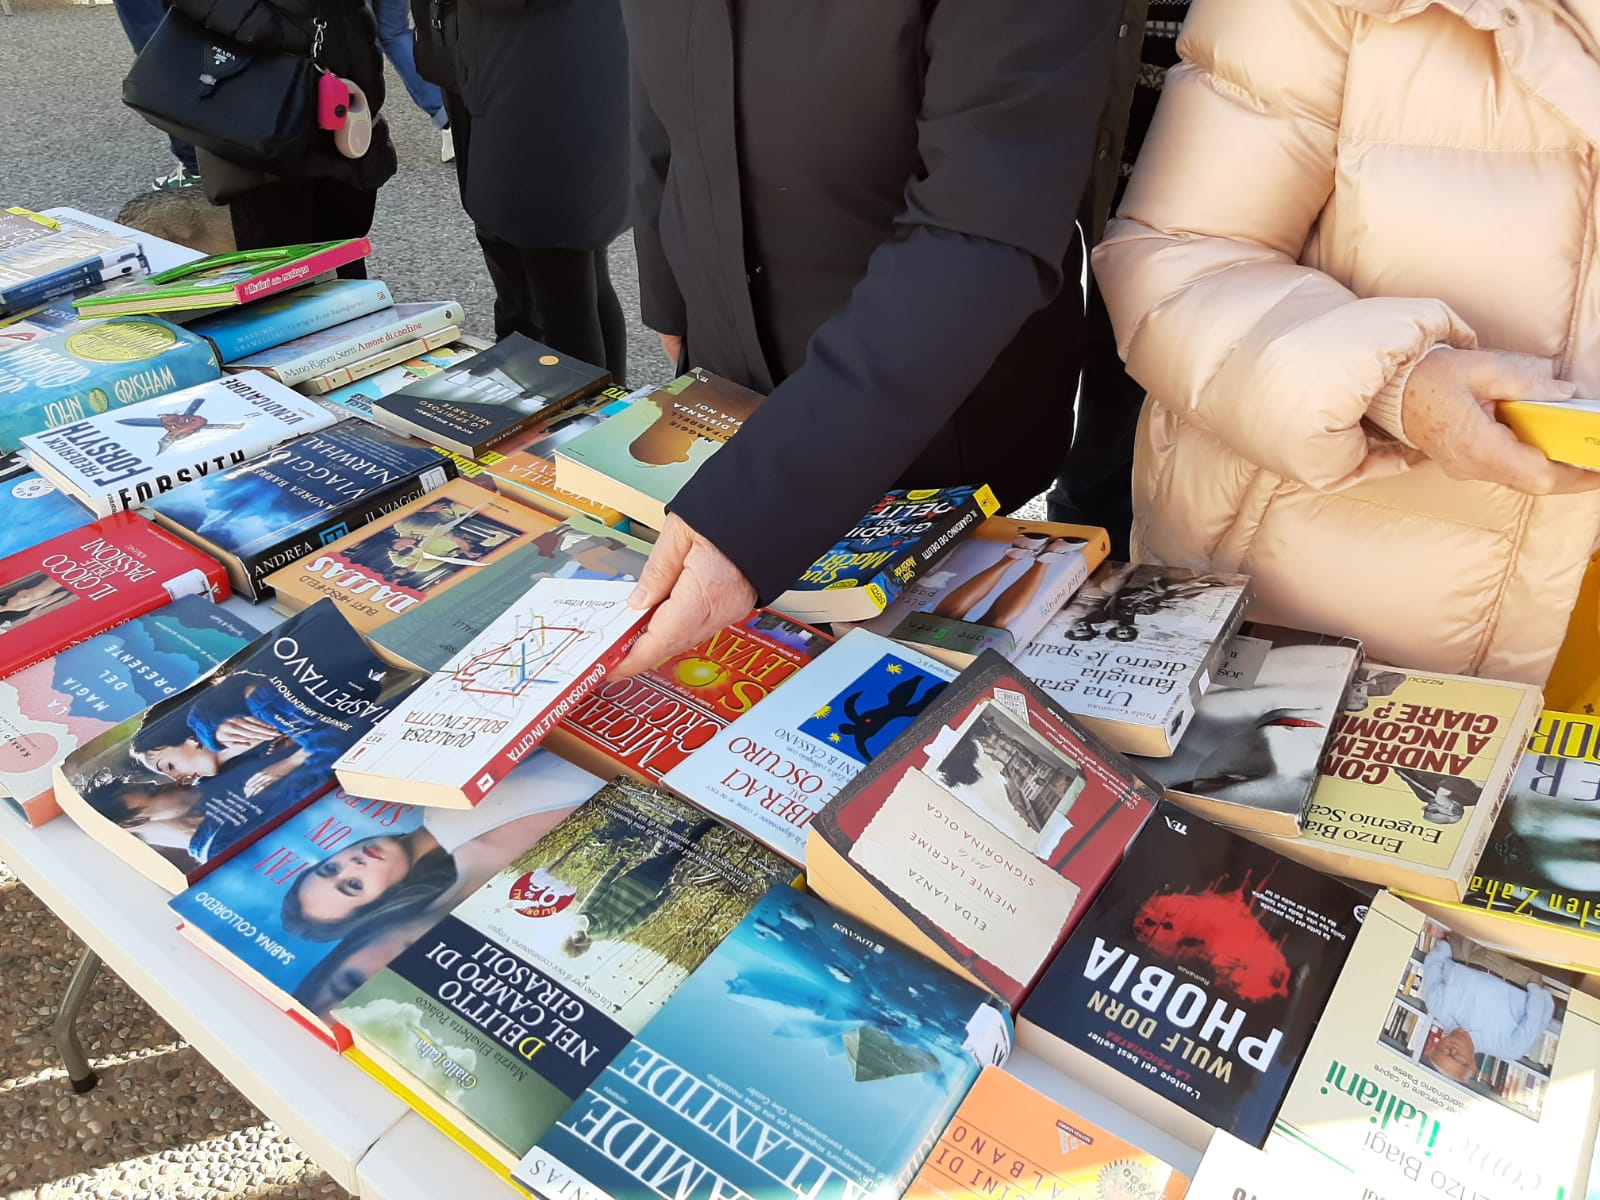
top-left (229, 301), bottom-right (464, 386)
top-left (335, 577), bottom-right (645, 806)
top-left (21, 370), bottom-right (335, 515)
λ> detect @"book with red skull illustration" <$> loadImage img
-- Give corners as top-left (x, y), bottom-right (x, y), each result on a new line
top-left (1016, 802), bottom-right (1365, 1152)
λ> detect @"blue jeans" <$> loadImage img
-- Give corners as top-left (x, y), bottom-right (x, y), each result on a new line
top-left (112, 0), bottom-right (201, 174)
top-left (370, 0), bottom-right (448, 126)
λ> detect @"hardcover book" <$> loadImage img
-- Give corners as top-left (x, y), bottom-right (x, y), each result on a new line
top-left (544, 609), bottom-right (832, 785)
top-left (372, 333), bottom-right (610, 458)
top-left (1138, 623), bottom-right (1363, 838)
top-left (1259, 892), bottom-right (1600, 1200)
top-left (264, 477), bottom-right (558, 634)
top-left (1017, 802), bottom-right (1366, 1152)
top-left (301, 325), bottom-right (461, 395)
top-left (0, 450), bottom-right (91, 559)
top-left (52, 599), bottom-right (421, 893)
top-left (1255, 665), bottom-right (1542, 901)
top-left (807, 651), bottom-right (1163, 1008)
top-left (228, 301), bottom-right (463, 388)
top-left (904, 1066), bottom-right (1189, 1200)
top-left (515, 885), bottom-right (1015, 1200)
top-left (0, 511), bottom-right (229, 680)
top-left (0, 211), bottom-right (144, 315)
top-left (772, 485), bottom-right (1002, 625)
top-left (335, 577), bottom-right (648, 808)
top-left (22, 371), bottom-right (335, 516)
top-left (141, 419), bottom-right (457, 600)
top-left (188, 278), bottom-right (394, 362)
top-left (334, 779), bottom-right (794, 1166)
top-left (0, 314), bottom-right (223, 451)
top-left (73, 240), bottom-right (371, 317)
top-left (860, 518), bottom-right (1112, 667)
top-left (0, 596), bottom-right (256, 825)
top-left (316, 342), bottom-right (478, 422)
top-left (365, 517), bottom-right (651, 674)
top-left (660, 628), bottom-right (959, 863)
top-left (552, 369), bottom-right (762, 528)
top-left (1016, 562), bottom-right (1252, 758)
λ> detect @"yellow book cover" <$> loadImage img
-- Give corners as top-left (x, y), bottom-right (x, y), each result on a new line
top-left (1498, 397), bottom-right (1600, 472)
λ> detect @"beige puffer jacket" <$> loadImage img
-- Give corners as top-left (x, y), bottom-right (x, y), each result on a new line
top-left (1094, 0), bottom-right (1600, 685)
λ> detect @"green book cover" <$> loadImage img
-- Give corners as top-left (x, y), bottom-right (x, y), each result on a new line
top-left (73, 240), bottom-right (371, 316)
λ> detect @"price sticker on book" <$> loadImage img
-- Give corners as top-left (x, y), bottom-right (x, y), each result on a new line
top-left (1185, 1131), bottom-right (1298, 1200)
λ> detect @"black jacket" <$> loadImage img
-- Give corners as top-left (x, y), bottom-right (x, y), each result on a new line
top-left (627, 0), bottom-right (1122, 603)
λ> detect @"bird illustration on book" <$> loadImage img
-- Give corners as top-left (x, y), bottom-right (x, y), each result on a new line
top-left (800, 654), bottom-right (949, 764)
top-left (117, 395), bottom-right (244, 455)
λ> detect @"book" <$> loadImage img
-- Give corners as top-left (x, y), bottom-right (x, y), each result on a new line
top-left (39, 206), bottom-right (204, 276)
top-left (334, 577), bottom-right (649, 808)
top-left (903, 1066), bottom-right (1190, 1200)
top-left (0, 450), bottom-right (92, 559)
top-left (316, 341), bottom-right (479, 422)
top-left (365, 517), bottom-right (652, 674)
top-left (1016, 802), bottom-right (1366, 1152)
top-left (514, 885), bottom-right (1015, 1200)
top-left (168, 752), bottom-right (599, 1048)
top-left (771, 485), bottom-right (1003, 625)
top-left (301, 325), bottom-right (461, 395)
top-left (0, 596), bottom-right (256, 826)
top-left (1253, 664), bottom-right (1542, 901)
top-left (1183, 1131), bottom-right (1296, 1200)
top-left (1015, 562), bottom-right (1253, 758)
top-left (187, 278), bottom-right (394, 362)
top-left (72, 240), bottom-right (370, 316)
top-left (141, 419), bottom-right (457, 600)
top-left (486, 395), bottom-right (637, 525)
top-left (0, 314), bottom-right (223, 451)
top-left (228, 301), bottom-right (464, 388)
top-left (543, 609), bottom-right (832, 785)
top-left (372, 333), bottom-right (610, 458)
top-left (0, 511), bottom-right (229, 680)
top-left (807, 651), bottom-right (1163, 1008)
top-left (1257, 892), bottom-right (1600, 1200)
top-left (1137, 623), bottom-right (1363, 837)
top-left (552, 369), bottom-right (761, 528)
top-left (859, 518), bottom-right (1112, 667)
top-left (0, 210), bottom-right (145, 315)
top-left (1497, 397), bottom-right (1600, 471)
top-left (22, 371), bottom-right (335, 516)
top-left (333, 778), bottom-right (795, 1166)
top-left (52, 599), bottom-right (421, 893)
top-left (264, 476), bottom-right (559, 635)
top-left (660, 628), bottom-right (959, 863)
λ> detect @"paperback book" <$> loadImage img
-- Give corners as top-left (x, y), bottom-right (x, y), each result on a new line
top-left (22, 371), bottom-right (334, 516)
top-left (486, 394), bottom-right (637, 525)
top-left (433, 385), bottom-right (632, 497)
top-left (301, 326), bottom-right (461, 395)
top-left (1016, 562), bottom-right (1252, 757)
top-left (660, 628), bottom-right (959, 863)
top-left (188, 278), bottom-right (394, 362)
top-left (73, 240), bottom-right (370, 317)
top-left (39, 206), bottom-right (201, 276)
top-left (0, 210), bottom-right (145, 315)
top-left (316, 342), bottom-right (478, 422)
top-left (228, 301), bottom-right (463, 388)
top-left (0, 451), bottom-right (91, 559)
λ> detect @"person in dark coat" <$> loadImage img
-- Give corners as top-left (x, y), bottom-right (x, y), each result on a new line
top-left (169, 0), bottom-right (398, 275)
top-left (614, 0), bottom-right (1122, 678)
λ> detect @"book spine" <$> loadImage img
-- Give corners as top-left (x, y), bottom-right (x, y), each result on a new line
top-left (256, 307), bottom-right (461, 386)
top-left (203, 281), bottom-right (392, 361)
top-left (235, 239), bottom-right (372, 303)
top-left (302, 324), bottom-right (461, 394)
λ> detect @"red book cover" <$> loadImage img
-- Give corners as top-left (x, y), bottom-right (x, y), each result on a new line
top-left (0, 511), bottom-right (229, 679)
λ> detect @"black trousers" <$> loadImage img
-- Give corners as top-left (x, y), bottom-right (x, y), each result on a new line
top-left (228, 179), bottom-right (379, 281)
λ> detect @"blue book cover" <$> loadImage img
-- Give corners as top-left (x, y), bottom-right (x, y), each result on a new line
top-left (517, 886), bottom-right (1012, 1200)
top-left (189, 279), bottom-right (394, 362)
top-left (0, 315), bottom-right (222, 451)
top-left (0, 215), bottom-right (145, 314)
top-left (0, 451), bottom-right (91, 558)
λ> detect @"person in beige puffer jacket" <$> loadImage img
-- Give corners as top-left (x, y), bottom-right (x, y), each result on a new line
top-left (1093, 0), bottom-right (1600, 685)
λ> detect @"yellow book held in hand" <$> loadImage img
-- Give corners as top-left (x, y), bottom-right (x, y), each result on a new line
top-left (1498, 397), bottom-right (1600, 471)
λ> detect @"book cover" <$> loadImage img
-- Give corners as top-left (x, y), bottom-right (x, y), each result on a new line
top-left (188, 278), bottom-right (394, 362)
top-left (545, 609), bottom-right (832, 784)
top-left (660, 628), bottom-right (959, 863)
top-left (1497, 398), bottom-right (1600, 472)
top-left (333, 779), bottom-right (794, 1162)
top-left (0, 212), bottom-right (144, 313)
top-left (515, 885), bottom-right (1015, 1200)
top-left (808, 651), bottom-right (1162, 1007)
top-left (1016, 562), bottom-right (1252, 757)
top-left (142, 419), bottom-right (457, 599)
top-left (1017, 803), bottom-right (1365, 1151)
top-left (552, 370), bottom-right (762, 527)
top-left (366, 517), bottom-right (652, 674)
top-left (904, 1067), bottom-right (1189, 1200)
top-left (53, 598), bottom-right (421, 893)
top-left (39, 206), bottom-right (202, 277)
top-left (73, 240), bottom-right (371, 316)
top-left (861, 518), bottom-right (1112, 667)
top-left (0, 315), bottom-right (223, 451)
top-left (1138, 623), bottom-right (1362, 837)
top-left (265, 476), bottom-right (558, 634)
top-left (0, 596), bottom-right (256, 824)
top-left (373, 333), bottom-right (610, 458)
top-left (229, 301), bottom-right (463, 386)
top-left (772, 486), bottom-right (1003, 625)
top-left (1259, 665), bottom-right (1542, 901)
top-left (1260, 892), bottom-right (1600, 1200)
top-left (486, 394), bottom-right (637, 524)
top-left (0, 450), bottom-right (92, 559)
top-left (316, 342), bottom-right (478, 422)
top-left (0, 511), bottom-right (229, 680)
top-left (301, 325), bottom-right (461, 394)
top-left (22, 370), bottom-right (335, 516)
top-left (335, 578), bottom-right (648, 807)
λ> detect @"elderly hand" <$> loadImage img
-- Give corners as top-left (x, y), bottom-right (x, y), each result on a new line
top-left (612, 514), bottom-right (757, 678)
top-left (1401, 347), bottom-right (1600, 495)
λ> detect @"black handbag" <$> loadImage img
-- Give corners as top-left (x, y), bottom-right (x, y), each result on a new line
top-left (122, 7), bottom-right (324, 174)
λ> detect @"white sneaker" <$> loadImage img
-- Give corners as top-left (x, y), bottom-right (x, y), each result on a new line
top-left (440, 126), bottom-right (455, 163)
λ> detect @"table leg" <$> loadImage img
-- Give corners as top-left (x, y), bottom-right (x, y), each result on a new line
top-left (50, 948), bottom-right (102, 1094)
